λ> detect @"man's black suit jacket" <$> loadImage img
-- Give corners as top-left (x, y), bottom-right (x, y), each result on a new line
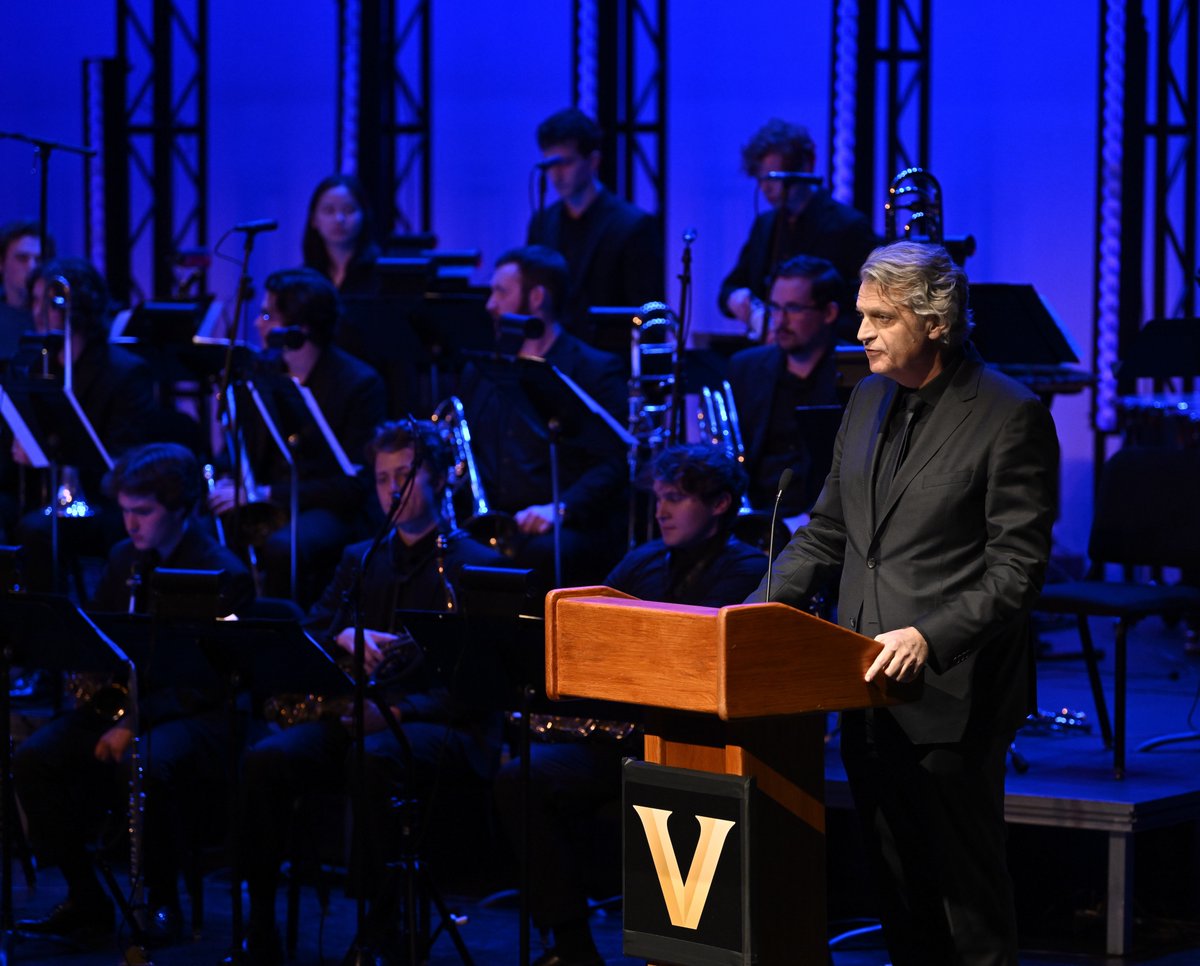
top-left (749, 348), bottom-right (1059, 744)
top-left (527, 187), bottom-right (663, 329)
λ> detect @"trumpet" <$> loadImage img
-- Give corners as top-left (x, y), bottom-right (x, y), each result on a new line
top-left (431, 396), bottom-right (519, 557)
top-left (207, 386), bottom-right (288, 549)
top-left (697, 381), bottom-right (753, 514)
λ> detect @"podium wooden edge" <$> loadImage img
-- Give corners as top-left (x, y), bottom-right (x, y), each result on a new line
top-left (545, 585), bottom-right (634, 700)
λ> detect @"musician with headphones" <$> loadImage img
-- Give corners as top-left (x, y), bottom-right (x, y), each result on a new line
top-left (15, 442), bottom-right (254, 947)
top-left (207, 267), bottom-right (386, 603)
top-left (232, 419), bottom-right (506, 966)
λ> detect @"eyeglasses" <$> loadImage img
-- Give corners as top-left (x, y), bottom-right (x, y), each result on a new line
top-left (765, 302), bottom-right (822, 319)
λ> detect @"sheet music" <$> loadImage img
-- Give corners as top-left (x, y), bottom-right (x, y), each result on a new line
top-left (0, 391), bottom-right (49, 468)
top-left (293, 379), bottom-right (359, 476)
top-left (549, 365), bottom-right (638, 446)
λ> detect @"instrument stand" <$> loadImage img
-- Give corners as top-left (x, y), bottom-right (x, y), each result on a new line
top-left (0, 594), bottom-right (149, 963)
top-left (547, 419), bottom-right (563, 589)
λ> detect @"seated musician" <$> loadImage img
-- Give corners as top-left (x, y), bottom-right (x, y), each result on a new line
top-left (207, 267), bottom-right (386, 604)
top-left (10, 257), bottom-right (158, 590)
top-left (14, 442), bottom-right (254, 946)
top-left (301, 174), bottom-right (381, 295)
top-left (233, 419), bottom-right (506, 966)
top-left (494, 445), bottom-right (765, 966)
top-left (458, 245), bottom-right (628, 591)
top-left (725, 254), bottom-right (848, 523)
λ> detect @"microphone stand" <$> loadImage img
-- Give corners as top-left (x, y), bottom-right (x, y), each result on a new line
top-left (764, 468), bottom-right (793, 601)
top-left (0, 131), bottom-right (95, 259)
top-left (342, 466), bottom-right (418, 966)
top-left (215, 226), bottom-right (265, 963)
top-left (668, 229), bottom-right (697, 445)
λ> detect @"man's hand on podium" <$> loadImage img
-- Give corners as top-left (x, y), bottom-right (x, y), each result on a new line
top-left (865, 626), bottom-right (929, 684)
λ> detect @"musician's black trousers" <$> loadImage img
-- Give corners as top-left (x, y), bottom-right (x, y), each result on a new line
top-left (239, 717), bottom-right (497, 934)
top-left (493, 741), bottom-right (625, 933)
top-left (840, 708), bottom-right (1018, 966)
top-left (13, 707), bottom-right (227, 907)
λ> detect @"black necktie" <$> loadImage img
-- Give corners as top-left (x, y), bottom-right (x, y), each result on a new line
top-left (877, 393), bottom-right (925, 510)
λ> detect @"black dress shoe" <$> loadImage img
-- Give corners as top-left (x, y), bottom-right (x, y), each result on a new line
top-left (17, 896), bottom-right (114, 947)
top-left (531, 949), bottom-right (605, 966)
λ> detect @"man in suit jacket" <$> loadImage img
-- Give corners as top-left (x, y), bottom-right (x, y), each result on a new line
top-left (526, 108), bottom-right (663, 334)
top-left (749, 242), bottom-right (1059, 965)
top-left (726, 254), bottom-right (847, 519)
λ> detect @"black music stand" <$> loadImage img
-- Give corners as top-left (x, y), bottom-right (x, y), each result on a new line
top-left (467, 355), bottom-right (635, 587)
top-left (407, 292), bottom-right (494, 409)
top-left (0, 592), bottom-right (150, 957)
top-left (237, 370), bottom-right (358, 599)
top-left (0, 377), bottom-right (113, 593)
top-left (111, 299), bottom-right (212, 392)
top-left (968, 283), bottom-right (1080, 366)
top-left (340, 607), bottom-right (502, 966)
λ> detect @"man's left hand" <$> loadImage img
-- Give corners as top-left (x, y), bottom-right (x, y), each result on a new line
top-left (865, 626), bottom-right (929, 684)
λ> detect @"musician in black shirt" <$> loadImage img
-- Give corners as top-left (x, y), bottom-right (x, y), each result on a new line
top-left (15, 443), bottom-right (253, 946)
top-left (458, 246), bottom-right (628, 590)
top-left (233, 420), bottom-right (505, 965)
top-left (494, 446), bottom-right (765, 966)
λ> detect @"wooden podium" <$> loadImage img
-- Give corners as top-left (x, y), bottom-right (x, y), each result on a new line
top-left (546, 586), bottom-right (913, 965)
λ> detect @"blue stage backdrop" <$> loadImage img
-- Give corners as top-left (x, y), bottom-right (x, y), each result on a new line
top-left (1, 1), bottom-right (1108, 555)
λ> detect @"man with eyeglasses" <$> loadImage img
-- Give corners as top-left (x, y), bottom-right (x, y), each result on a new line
top-left (725, 255), bottom-right (848, 523)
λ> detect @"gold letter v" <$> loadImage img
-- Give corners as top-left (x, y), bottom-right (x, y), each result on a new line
top-left (632, 805), bottom-right (737, 930)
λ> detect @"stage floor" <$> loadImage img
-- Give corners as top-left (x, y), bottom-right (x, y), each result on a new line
top-left (6, 615), bottom-right (1200, 965)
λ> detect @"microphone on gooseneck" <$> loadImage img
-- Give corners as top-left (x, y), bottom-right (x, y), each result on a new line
top-left (533, 155), bottom-right (564, 171)
top-left (764, 468), bottom-right (794, 603)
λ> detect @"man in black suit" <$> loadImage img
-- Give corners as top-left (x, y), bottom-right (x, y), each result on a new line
top-left (458, 245), bottom-right (628, 590)
top-left (526, 107), bottom-right (663, 334)
top-left (726, 254), bottom-right (847, 521)
top-left (750, 242), bottom-right (1059, 965)
top-left (719, 119), bottom-right (876, 343)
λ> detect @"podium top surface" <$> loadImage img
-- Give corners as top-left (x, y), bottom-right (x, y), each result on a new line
top-left (545, 588), bottom-right (910, 720)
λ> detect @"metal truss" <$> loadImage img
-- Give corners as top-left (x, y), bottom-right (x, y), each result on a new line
top-left (1093, 0), bottom-right (1197, 448)
top-left (340, 0), bottom-right (431, 238)
top-left (829, 0), bottom-right (929, 220)
top-left (572, 0), bottom-right (667, 220)
top-left (1149, 0), bottom-right (1197, 326)
top-left (96, 0), bottom-right (208, 303)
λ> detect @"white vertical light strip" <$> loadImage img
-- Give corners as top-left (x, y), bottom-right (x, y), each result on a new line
top-left (1095, 0), bottom-right (1126, 433)
top-left (576, 0), bottom-right (598, 119)
top-left (85, 59), bottom-right (107, 277)
top-left (830, 0), bottom-right (859, 206)
top-left (341, 0), bottom-right (361, 173)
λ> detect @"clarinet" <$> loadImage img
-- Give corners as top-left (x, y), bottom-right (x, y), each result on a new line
top-left (126, 662), bottom-right (148, 929)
